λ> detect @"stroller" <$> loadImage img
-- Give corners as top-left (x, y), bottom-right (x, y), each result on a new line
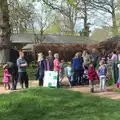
top-left (81, 69), bottom-right (89, 85)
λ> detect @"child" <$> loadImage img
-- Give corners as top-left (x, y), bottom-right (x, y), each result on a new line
top-left (116, 63), bottom-right (120, 88)
top-left (98, 61), bottom-right (107, 91)
top-left (88, 64), bottom-right (98, 93)
top-left (59, 60), bottom-right (64, 82)
top-left (65, 62), bottom-right (73, 88)
top-left (2, 64), bottom-right (11, 90)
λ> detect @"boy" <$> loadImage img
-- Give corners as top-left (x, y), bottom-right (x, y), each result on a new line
top-left (88, 64), bottom-right (98, 93)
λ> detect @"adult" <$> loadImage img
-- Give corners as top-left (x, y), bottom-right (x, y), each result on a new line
top-left (54, 53), bottom-right (60, 87)
top-left (36, 53), bottom-right (46, 86)
top-left (111, 51), bottom-right (118, 83)
top-left (72, 52), bottom-right (84, 85)
top-left (5, 62), bottom-right (18, 90)
top-left (82, 50), bottom-right (92, 69)
top-left (48, 51), bottom-right (54, 71)
top-left (91, 48), bottom-right (99, 69)
top-left (17, 50), bottom-right (29, 89)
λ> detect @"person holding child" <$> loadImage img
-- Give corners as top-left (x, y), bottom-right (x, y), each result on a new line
top-left (2, 64), bottom-right (11, 90)
top-left (98, 61), bottom-right (107, 91)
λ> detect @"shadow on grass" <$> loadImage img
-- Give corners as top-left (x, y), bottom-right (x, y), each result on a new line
top-left (0, 87), bottom-right (120, 120)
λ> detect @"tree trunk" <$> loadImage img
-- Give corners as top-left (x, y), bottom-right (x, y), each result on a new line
top-left (111, 0), bottom-right (118, 36)
top-left (0, 0), bottom-right (11, 64)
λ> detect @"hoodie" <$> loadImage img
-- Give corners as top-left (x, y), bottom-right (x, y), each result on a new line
top-left (88, 67), bottom-right (98, 81)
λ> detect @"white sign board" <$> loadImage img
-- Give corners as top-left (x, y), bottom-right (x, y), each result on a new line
top-left (43, 71), bottom-right (58, 87)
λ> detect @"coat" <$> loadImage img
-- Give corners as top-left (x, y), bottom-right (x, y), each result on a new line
top-left (88, 67), bottom-right (98, 81)
top-left (3, 69), bottom-right (10, 83)
top-left (36, 60), bottom-right (46, 80)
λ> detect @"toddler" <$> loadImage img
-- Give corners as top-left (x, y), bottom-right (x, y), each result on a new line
top-left (65, 62), bottom-right (73, 88)
top-left (2, 64), bottom-right (11, 90)
top-left (88, 64), bottom-right (98, 92)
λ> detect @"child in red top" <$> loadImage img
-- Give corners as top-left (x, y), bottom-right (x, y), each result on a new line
top-left (2, 64), bottom-right (11, 90)
top-left (88, 64), bottom-right (98, 93)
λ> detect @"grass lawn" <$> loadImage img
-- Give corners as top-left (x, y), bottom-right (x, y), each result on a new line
top-left (0, 88), bottom-right (120, 120)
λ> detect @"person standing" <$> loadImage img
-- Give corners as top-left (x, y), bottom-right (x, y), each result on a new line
top-left (72, 52), bottom-right (84, 85)
top-left (5, 62), bottom-right (18, 90)
top-left (17, 50), bottom-right (29, 89)
top-left (88, 64), bottom-right (98, 93)
top-left (98, 61), bottom-right (107, 91)
top-left (91, 48), bottom-right (99, 69)
top-left (111, 51), bottom-right (118, 83)
top-left (54, 53), bottom-right (60, 87)
top-left (36, 53), bottom-right (46, 86)
top-left (48, 51), bottom-right (54, 71)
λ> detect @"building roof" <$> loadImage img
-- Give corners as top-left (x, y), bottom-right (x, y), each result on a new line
top-left (11, 33), bottom-right (97, 44)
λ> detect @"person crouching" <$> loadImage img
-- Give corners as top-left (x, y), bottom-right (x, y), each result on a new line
top-left (88, 64), bottom-right (98, 93)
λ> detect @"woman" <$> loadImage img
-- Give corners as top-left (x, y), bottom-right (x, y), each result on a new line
top-left (72, 52), bottom-right (84, 85)
top-left (36, 53), bottom-right (46, 86)
top-left (54, 53), bottom-right (60, 87)
top-left (111, 51), bottom-right (118, 84)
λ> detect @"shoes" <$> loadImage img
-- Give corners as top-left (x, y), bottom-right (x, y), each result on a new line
top-left (91, 88), bottom-right (94, 93)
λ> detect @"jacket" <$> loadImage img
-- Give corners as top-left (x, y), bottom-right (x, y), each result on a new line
top-left (88, 67), bottom-right (98, 80)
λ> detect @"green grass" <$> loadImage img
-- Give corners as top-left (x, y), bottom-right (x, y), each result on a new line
top-left (0, 87), bottom-right (120, 120)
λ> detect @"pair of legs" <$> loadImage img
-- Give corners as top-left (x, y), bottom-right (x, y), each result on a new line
top-left (4, 82), bottom-right (10, 90)
top-left (73, 69), bottom-right (84, 85)
top-left (89, 80), bottom-right (95, 92)
top-left (67, 76), bottom-right (72, 88)
top-left (18, 72), bottom-right (29, 89)
top-left (11, 74), bottom-right (18, 90)
top-left (39, 75), bottom-right (44, 86)
top-left (99, 76), bottom-right (106, 91)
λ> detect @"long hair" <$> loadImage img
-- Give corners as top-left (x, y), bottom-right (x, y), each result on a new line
top-left (37, 53), bottom-right (44, 62)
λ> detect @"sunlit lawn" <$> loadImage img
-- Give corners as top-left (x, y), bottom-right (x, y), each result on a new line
top-left (0, 87), bottom-right (120, 120)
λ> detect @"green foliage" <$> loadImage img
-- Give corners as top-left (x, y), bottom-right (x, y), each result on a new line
top-left (1, 87), bottom-right (120, 119)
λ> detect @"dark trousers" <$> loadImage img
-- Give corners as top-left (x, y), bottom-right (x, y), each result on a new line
top-left (113, 63), bottom-right (118, 84)
top-left (18, 72), bottom-right (29, 88)
top-left (11, 74), bottom-right (18, 90)
top-left (39, 75), bottom-right (44, 86)
top-left (73, 69), bottom-right (84, 85)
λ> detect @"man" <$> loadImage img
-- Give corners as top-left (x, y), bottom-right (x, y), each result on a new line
top-left (5, 62), bottom-right (18, 90)
top-left (48, 51), bottom-right (54, 71)
top-left (91, 48), bottom-right (99, 69)
top-left (17, 50), bottom-right (29, 89)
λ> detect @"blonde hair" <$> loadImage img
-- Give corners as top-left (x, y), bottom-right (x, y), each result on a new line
top-left (37, 53), bottom-right (44, 62)
top-left (74, 53), bottom-right (79, 58)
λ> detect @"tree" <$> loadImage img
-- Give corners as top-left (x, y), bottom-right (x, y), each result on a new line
top-left (42, 0), bottom-right (80, 35)
top-left (88, 0), bottom-right (119, 36)
top-left (0, 0), bottom-right (11, 64)
top-left (8, 0), bottom-right (35, 33)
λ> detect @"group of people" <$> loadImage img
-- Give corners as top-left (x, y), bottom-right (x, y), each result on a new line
top-left (2, 48), bottom-right (120, 93)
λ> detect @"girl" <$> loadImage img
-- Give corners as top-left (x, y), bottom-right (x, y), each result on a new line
top-left (3, 64), bottom-right (11, 90)
top-left (98, 61), bottom-right (107, 91)
top-left (88, 64), bottom-right (98, 93)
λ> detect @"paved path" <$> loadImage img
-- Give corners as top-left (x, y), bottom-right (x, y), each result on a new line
top-left (0, 79), bottom-right (120, 100)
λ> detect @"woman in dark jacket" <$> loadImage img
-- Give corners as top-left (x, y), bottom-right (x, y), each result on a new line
top-left (36, 53), bottom-right (46, 86)
top-left (72, 52), bottom-right (84, 85)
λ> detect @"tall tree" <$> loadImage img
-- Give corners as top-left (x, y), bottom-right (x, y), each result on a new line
top-left (89, 0), bottom-right (118, 36)
top-left (0, 0), bottom-right (11, 64)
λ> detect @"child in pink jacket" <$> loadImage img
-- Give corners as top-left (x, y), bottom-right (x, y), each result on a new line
top-left (2, 64), bottom-right (10, 90)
